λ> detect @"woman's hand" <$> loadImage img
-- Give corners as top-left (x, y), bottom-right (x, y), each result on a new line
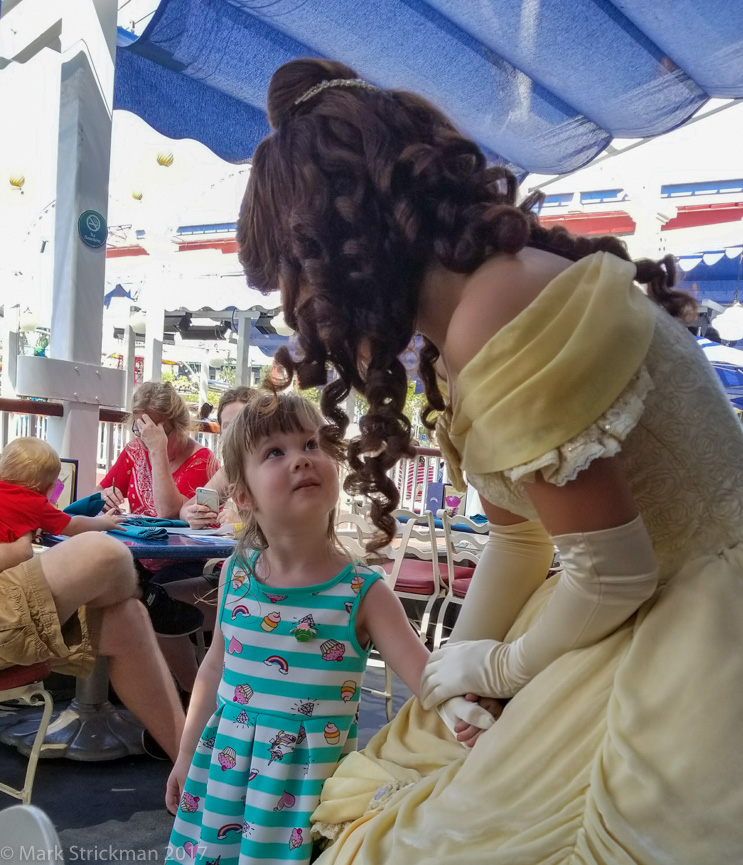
top-left (183, 501), bottom-right (219, 529)
top-left (137, 413), bottom-right (169, 454)
top-left (420, 639), bottom-right (518, 706)
top-left (100, 486), bottom-right (126, 514)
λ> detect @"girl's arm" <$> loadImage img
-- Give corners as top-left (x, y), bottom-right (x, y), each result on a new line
top-left (357, 580), bottom-right (496, 743)
top-left (356, 580), bottom-right (428, 696)
top-left (165, 562), bottom-right (227, 812)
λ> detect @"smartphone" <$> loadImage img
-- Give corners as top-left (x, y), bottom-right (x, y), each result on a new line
top-left (196, 487), bottom-right (220, 514)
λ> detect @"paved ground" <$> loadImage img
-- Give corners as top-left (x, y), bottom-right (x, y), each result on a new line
top-left (0, 662), bottom-right (411, 860)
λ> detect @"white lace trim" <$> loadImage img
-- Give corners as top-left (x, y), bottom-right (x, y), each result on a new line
top-left (502, 365), bottom-right (655, 487)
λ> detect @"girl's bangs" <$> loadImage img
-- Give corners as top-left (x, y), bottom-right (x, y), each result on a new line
top-left (243, 393), bottom-right (323, 451)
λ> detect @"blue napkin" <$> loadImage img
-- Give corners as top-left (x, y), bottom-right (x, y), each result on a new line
top-left (108, 525), bottom-right (169, 541)
top-left (469, 513), bottom-right (489, 523)
top-left (64, 493), bottom-right (106, 517)
top-left (120, 517), bottom-right (189, 528)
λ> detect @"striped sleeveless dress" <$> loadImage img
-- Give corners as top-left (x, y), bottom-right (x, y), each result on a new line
top-left (168, 553), bottom-right (382, 865)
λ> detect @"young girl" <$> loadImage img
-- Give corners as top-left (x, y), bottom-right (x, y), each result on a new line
top-left (165, 391), bottom-right (494, 865)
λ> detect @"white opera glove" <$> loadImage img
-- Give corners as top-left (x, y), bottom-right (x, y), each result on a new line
top-left (450, 520), bottom-right (555, 644)
top-left (436, 696), bottom-right (496, 744)
top-left (421, 515), bottom-right (658, 706)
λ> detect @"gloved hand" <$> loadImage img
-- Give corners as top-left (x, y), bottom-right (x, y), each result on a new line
top-left (422, 640), bottom-right (521, 706)
top-left (421, 516), bottom-right (658, 706)
top-left (436, 695), bottom-right (496, 744)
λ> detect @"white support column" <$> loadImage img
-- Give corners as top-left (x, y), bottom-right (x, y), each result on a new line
top-left (199, 350), bottom-right (210, 406)
top-left (235, 312), bottom-right (255, 387)
top-left (0, 306), bottom-right (19, 398)
top-left (39, 0), bottom-right (118, 496)
top-left (122, 320), bottom-right (136, 410)
top-left (144, 302), bottom-right (164, 383)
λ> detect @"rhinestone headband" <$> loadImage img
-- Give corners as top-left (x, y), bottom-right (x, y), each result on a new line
top-left (294, 78), bottom-right (377, 106)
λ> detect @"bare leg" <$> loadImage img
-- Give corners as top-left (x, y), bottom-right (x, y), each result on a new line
top-left (98, 600), bottom-right (185, 761)
top-left (40, 534), bottom-right (184, 760)
top-left (157, 635), bottom-right (199, 693)
top-left (41, 533), bottom-right (138, 624)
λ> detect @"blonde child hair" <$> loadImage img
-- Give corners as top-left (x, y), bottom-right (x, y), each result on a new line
top-left (0, 437), bottom-right (61, 494)
top-left (220, 390), bottom-right (345, 560)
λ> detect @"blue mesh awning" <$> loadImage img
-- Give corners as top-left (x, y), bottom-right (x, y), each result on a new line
top-left (114, 0), bottom-right (743, 175)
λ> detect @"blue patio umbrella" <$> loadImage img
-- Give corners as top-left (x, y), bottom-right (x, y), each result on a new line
top-left (114, 0), bottom-right (743, 176)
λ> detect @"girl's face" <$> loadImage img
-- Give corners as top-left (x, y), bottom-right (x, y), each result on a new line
top-left (219, 400), bottom-right (247, 431)
top-left (239, 426), bottom-right (339, 528)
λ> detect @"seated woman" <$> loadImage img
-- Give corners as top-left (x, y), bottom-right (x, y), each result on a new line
top-left (179, 386), bottom-right (255, 529)
top-left (97, 381), bottom-right (216, 634)
top-left (155, 386), bottom-right (255, 697)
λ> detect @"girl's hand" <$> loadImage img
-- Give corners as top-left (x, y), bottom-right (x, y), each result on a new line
top-left (137, 413), bottom-right (169, 453)
top-left (165, 755), bottom-right (190, 814)
top-left (217, 505), bottom-right (241, 526)
top-left (453, 693), bottom-right (504, 748)
top-left (101, 486), bottom-right (125, 514)
top-left (184, 501), bottom-right (218, 529)
top-left (436, 695), bottom-right (497, 748)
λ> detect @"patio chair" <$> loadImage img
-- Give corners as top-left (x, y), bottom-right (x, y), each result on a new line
top-left (0, 662), bottom-right (54, 804)
top-left (381, 508), bottom-right (451, 644)
top-left (0, 803), bottom-right (63, 863)
top-left (432, 513), bottom-right (492, 649)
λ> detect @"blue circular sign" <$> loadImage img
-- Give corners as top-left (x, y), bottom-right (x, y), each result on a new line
top-left (77, 209), bottom-right (107, 249)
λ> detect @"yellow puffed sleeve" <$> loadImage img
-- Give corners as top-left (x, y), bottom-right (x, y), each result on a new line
top-left (447, 252), bottom-right (656, 477)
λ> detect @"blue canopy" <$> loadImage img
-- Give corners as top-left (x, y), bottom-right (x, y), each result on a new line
top-left (114, 0), bottom-right (743, 176)
top-left (679, 253), bottom-right (743, 305)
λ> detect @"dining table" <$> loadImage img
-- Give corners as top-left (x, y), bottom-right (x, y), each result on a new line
top-left (2, 530), bottom-right (236, 762)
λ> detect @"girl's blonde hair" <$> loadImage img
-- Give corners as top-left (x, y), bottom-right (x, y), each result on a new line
top-left (130, 381), bottom-right (193, 440)
top-left (0, 437), bottom-right (61, 493)
top-left (221, 391), bottom-right (345, 562)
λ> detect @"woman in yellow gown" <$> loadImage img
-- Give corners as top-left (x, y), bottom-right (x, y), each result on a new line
top-left (235, 58), bottom-right (743, 864)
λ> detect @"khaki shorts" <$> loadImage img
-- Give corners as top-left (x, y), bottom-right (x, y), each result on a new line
top-left (0, 555), bottom-right (103, 678)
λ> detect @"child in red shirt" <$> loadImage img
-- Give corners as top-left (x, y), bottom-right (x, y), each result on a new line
top-left (0, 438), bottom-right (122, 542)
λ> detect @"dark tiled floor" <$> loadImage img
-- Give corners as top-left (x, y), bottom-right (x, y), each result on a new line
top-left (0, 662), bottom-right (411, 858)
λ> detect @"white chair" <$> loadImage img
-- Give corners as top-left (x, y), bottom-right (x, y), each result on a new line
top-left (0, 804), bottom-right (63, 864)
top-left (432, 512), bottom-right (492, 649)
top-left (0, 662), bottom-right (54, 804)
top-left (381, 508), bottom-right (446, 643)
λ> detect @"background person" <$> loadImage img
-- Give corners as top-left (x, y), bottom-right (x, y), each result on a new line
top-left (234, 57), bottom-right (743, 864)
top-left (161, 387), bottom-right (256, 698)
top-left (97, 381), bottom-right (216, 635)
top-left (0, 437), bottom-right (124, 539)
top-left (0, 528), bottom-right (185, 761)
top-left (180, 386), bottom-right (255, 529)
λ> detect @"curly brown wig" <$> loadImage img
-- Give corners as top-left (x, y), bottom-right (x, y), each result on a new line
top-left (237, 57), bottom-right (696, 549)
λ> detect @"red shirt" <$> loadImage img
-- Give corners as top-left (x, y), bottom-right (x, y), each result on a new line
top-left (0, 479), bottom-right (71, 542)
top-left (100, 440), bottom-right (214, 516)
